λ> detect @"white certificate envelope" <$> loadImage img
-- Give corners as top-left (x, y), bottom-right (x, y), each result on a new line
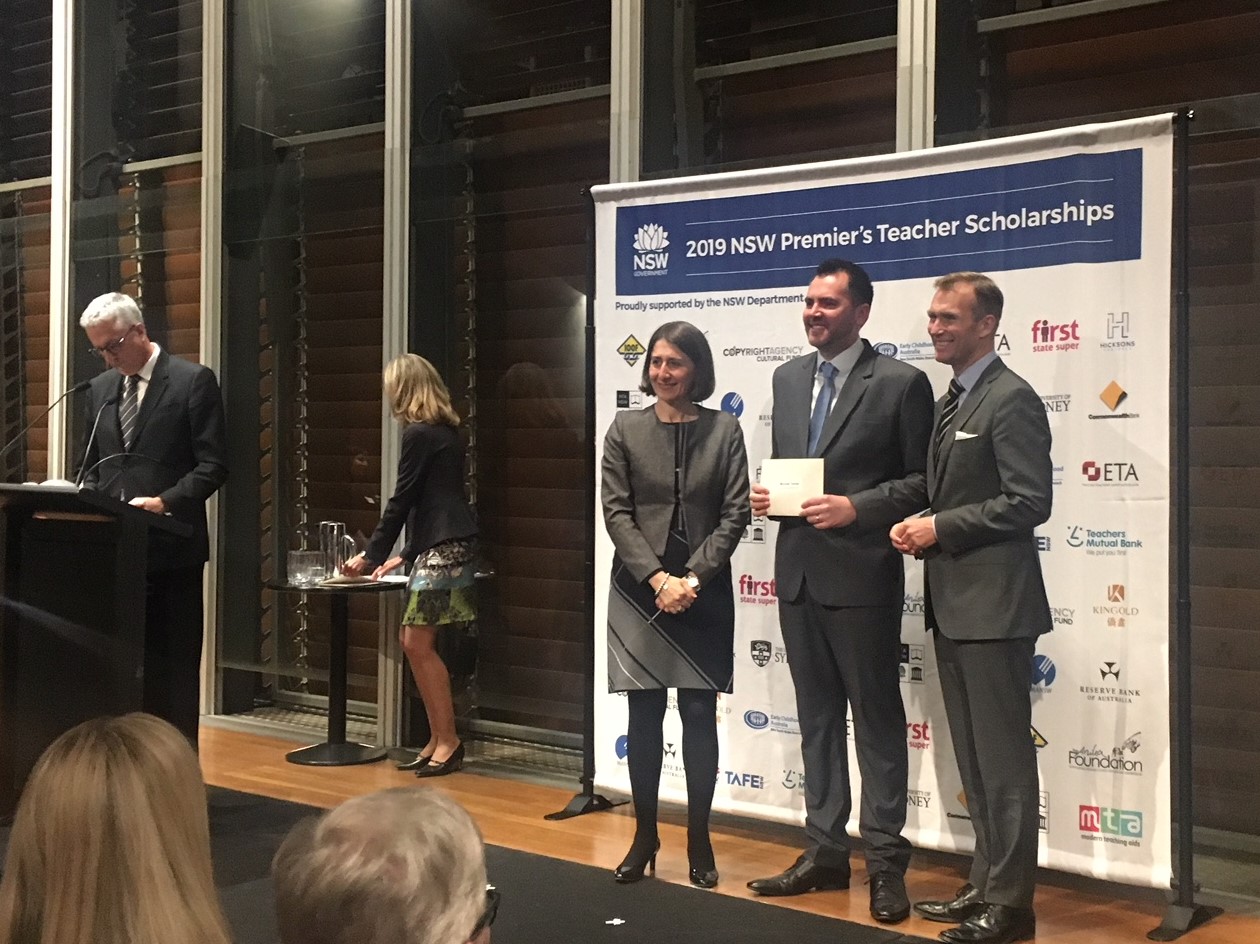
top-left (761, 458), bottom-right (824, 517)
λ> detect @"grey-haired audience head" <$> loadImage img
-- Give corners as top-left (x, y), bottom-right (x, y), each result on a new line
top-left (272, 786), bottom-right (492, 944)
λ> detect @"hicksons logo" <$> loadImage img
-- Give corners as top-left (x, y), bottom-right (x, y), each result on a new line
top-left (632, 223), bottom-right (670, 275)
top-left (1099, 311), bottom-right (1136, 351)
top-left (1068, 731), bottom-right (1143, 775)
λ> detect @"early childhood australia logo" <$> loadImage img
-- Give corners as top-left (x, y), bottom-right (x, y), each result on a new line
top-left (632, 224), bottom-right (670, 275)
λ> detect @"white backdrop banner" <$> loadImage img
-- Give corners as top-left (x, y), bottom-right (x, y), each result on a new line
top-left (590, 115), bottom-right (1174, 888)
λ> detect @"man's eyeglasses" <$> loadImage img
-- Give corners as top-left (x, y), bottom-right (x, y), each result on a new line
top-left (469, 885), bottom-right (499, 939)
top-left (89, 324), bottom-right (138, 358)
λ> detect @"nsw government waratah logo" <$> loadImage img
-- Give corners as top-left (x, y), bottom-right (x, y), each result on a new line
top-left (632, 223), bottom-right (670, 275)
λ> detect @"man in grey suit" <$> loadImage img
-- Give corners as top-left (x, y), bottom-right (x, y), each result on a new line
top-left (80, 292), bottom-right (228, 745)
top-left (891, 272), bottom-right (1050, 944)
top-left (748, 259), bottom-right (933, 923)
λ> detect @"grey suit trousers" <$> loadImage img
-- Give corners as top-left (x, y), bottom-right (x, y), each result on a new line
top-left (779, 586), bottom-right (911, 874)
top-left (934, 632), bottom-right (1039, 908)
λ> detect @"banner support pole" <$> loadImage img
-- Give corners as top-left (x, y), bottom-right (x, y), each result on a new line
top-left (1148, 107), bottom-right (1217, 942)
top-left (548, 187), bottom-right (624, 820)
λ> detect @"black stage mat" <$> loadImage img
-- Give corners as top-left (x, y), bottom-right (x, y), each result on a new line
top-left (7, 787), bottom-right (934, 944)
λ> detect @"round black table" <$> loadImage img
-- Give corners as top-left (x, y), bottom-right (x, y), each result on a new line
top-left (266, 579), bottom-right (406, 766)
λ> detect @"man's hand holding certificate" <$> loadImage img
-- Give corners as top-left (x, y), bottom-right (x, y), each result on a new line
top-left (752, 458), bottom-right (857, 529)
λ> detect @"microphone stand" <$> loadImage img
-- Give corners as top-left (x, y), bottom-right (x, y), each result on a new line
top-left (0, 380), bottom-right (92, 470)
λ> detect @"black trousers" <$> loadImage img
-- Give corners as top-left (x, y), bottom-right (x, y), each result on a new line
top-left (143, 564), bottom-right (205, 744)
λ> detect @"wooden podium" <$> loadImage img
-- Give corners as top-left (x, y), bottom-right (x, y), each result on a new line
top-left (0, 483), bottom-right (190, 818)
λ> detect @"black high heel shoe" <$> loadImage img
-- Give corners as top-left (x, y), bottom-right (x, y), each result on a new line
top-left (688, 833), bottom-right (718, 888)
top-left (395, 751), bottom-right (434, 771)
top-left (613, 840), bottom-right (660, 883)
top-left (689, 866), bottom-right (719, 889)
top-left (414, 742), bottom-right (464, 778)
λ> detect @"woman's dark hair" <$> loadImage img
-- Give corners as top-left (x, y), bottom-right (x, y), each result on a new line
top-left (638, 320), bottom-right (716, 402)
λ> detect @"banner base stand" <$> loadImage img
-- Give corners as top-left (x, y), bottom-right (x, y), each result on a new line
top-left (1147, 903), bottom-right (1220, 941)
top-left (545, 789), bottom-right (626, 821)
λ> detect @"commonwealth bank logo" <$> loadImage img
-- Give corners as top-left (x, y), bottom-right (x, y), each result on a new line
top-left (632, 223), bottom-right (670, 274)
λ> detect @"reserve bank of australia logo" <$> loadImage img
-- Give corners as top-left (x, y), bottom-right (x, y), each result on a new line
top-left (750, 640), bottom-right (771, 667)
top-left (617, 334), bottom-right (646, 366)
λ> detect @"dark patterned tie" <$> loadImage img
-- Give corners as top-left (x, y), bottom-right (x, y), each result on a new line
top-left (120, 374), bottom-right (139, 451)
top-left (934, 378), bottom-right (964, 463)
top-left (806, 361), bottom-right (838, 456)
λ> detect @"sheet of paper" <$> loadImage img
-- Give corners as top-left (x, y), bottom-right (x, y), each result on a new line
top-left (760, 458), bottom-right (825, 517)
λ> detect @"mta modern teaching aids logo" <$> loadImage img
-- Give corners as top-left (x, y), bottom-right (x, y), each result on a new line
top-left (631, 223), bottom-right (670, 275)
top-left (616, 334), bottom-right (646, 366)
top-left (1079, 806), bottom-right (1143, 844)
top-left (721, 392), bottom-right (745, 418)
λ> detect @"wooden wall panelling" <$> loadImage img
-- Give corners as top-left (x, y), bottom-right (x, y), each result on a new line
top-left (467, 96), bottom-right (607, 732)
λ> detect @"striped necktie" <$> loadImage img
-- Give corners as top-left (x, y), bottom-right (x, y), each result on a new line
top-left (120, 374), bottom-right (139, 451)
top-left (934, 378), bottom-right (964, 463)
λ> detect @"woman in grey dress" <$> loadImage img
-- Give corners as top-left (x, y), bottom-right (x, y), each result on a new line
top-left (602, 321), bottom-right (750, 888)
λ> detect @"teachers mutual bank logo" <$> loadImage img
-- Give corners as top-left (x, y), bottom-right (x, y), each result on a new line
top-left (632, 223), bottom-right (670, 275)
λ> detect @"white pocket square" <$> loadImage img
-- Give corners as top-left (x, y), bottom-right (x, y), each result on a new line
top-left (954, 430), bottom-right (978, 440)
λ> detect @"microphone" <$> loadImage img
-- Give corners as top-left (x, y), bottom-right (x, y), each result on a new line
top-left (74, 395), bottom-right (118, 489)
top-left (0, 380), bottom-right (92, 466)
top-left (80, 449), bottom-right (176, 500)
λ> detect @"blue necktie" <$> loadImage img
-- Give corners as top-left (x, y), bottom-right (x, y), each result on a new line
top-left (807, 361), bottom-right (838, 456)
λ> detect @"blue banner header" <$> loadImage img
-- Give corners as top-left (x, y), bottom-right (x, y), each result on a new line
top-left (614, 149), bottom-right (1143, 295)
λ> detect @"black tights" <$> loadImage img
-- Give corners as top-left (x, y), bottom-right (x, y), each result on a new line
top-left (625, 688), bottom-right (719, 869)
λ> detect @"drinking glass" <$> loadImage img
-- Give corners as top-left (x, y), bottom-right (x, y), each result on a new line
top-left (288, 550), bottom-right (324, 588)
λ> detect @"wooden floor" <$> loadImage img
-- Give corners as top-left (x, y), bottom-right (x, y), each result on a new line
top-left (201, 726), bottom-right (1254, 944)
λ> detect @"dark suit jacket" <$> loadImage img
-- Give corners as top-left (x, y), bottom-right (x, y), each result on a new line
top-left (925, 357), bottom-right (1053, 640)
top-left (365, 422), bottom-right (478, 566)
top-left (82, 348), bottom-right (228, 572)
top-left (770, 340), bottom-right (934, 608)
top-left (601, 406), bottom-right (750, 585)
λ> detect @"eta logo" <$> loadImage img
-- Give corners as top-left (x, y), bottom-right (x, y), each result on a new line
top-left (632, 223), bottom-right (670, 271)
top-left (1082, 461), bottom-right (1139, 483)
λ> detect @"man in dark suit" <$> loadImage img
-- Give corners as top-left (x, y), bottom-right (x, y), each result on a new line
top-left (79, 292), bottom-right (228, 745)
top-left (891, 272), bottom-right (1051, 944)
top-left (748, 259), bottom-right (933, 923)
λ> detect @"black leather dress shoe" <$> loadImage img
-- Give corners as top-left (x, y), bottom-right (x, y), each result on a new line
top-left (746, 855), bottom-right (849, 896)
top-left (868, 871), bottom-right (910, 923)
top-left (913, 883), bottom-right (985, 923)
top-left (938, 904), bottom-right (1035, 944)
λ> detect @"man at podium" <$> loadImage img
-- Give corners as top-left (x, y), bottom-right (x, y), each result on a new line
top-left (77, 292), bottom-right (228, 745)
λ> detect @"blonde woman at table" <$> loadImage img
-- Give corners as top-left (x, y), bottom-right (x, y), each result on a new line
top-left (0, 713), bottom-right (232, 944)
top-left (343, 354), bottom-right (479, 778)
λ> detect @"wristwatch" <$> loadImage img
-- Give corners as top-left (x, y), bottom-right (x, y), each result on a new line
top-left (684, 574), bottom-right (700, 592)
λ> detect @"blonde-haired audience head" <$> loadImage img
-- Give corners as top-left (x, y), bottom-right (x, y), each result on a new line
top-left (0, 712), bottom-right (231, 944)
top-left (273, 786), bottom-right (494, 944)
